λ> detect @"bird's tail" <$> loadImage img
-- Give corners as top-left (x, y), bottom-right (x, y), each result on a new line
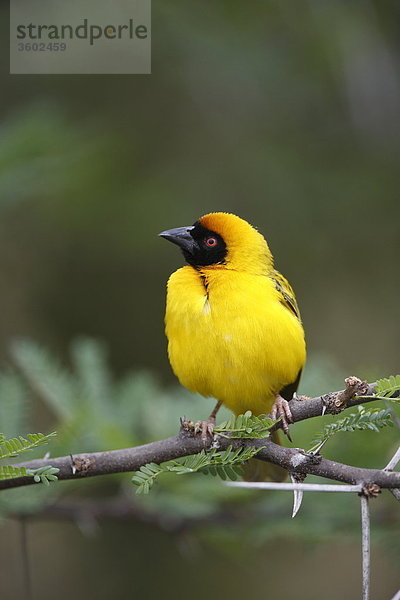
top-left (242, 430), bottom-right (287, 482)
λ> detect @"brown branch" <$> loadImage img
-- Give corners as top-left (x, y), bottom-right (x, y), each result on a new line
top-left (287, 378), bottom-right (380, 424)
top-left (1, 379), bottom-right (399, 492)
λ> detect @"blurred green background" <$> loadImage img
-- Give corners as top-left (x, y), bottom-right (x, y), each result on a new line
top-left (0, 1), bottom-right (399, 599)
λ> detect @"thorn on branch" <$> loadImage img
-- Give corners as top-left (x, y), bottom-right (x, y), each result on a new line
top-left (308, 437), bottom-right (329, 455)
top-left (290, 473), bottom-right (306, 518)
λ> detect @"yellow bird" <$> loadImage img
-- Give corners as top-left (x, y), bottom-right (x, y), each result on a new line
top-left (159, 212), bottom-right (306, 472)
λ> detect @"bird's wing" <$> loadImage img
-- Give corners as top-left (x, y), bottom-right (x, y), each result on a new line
top-left (270, 269), bottom-right (301, 322)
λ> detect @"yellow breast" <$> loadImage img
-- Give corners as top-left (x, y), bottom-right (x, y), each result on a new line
top-left (165, 266), bottom-right (306, 416)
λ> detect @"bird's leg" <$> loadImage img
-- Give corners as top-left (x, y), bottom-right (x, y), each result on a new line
top-left (271, 394), bottom-right (293, 442)
top-left (194, 401), bottom-right (222, 442)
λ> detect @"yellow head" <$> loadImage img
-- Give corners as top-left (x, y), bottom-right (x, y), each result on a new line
top-left (159, 212), bottom-right (273, 274)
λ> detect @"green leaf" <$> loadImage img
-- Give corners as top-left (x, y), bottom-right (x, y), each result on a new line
top-left (374, 375), bottom-right (400, 401)
top-left (132, 462), bottom-right (164, 494)
top-left (27, 465), bottom-right (60, 485)
top-left (0, 431), bottom-right (57, 460)
top-left (308, 406), bottom-right (393, 453)
top-left (0, 465), bottom-right (29, 480)
top-left (132, 445), bottom-right (265, 494)
top-left (215, 412), bottom-right (274, 439)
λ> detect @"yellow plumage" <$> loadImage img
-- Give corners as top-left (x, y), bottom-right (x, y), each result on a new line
top-left (162, 212), bottom-right (306, 418)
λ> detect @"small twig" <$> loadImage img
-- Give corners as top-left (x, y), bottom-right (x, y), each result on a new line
top-left (384, 446), bottom-right (400, 472)
top-left (334, 377), bottom-right (369, 409)
top-left (225, 482), bottom-right (363, 492)
top-left (384, 445), bottom-right (400, 503)
top-left (389, 488), bottom-right (400, 502)
top-left (360, 494), bottom-right (370, 600)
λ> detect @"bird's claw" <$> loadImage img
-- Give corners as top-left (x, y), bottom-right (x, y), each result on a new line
top-left (271, 394), bottom-right (293, 441)
top-left (194, 419), bottom-right (215, 443)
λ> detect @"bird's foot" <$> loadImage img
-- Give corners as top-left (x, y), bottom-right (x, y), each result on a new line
top-left (194, 417), bottom-right (216, 443)
top-left (271, 394), bottom-right (293, 441)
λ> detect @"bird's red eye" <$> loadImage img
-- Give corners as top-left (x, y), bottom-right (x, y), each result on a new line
top-left (205, 237), bottom-right (217, 247)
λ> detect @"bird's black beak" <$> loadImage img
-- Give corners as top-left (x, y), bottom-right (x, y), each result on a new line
top-left (158, 226), bottom-right (195, 255)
